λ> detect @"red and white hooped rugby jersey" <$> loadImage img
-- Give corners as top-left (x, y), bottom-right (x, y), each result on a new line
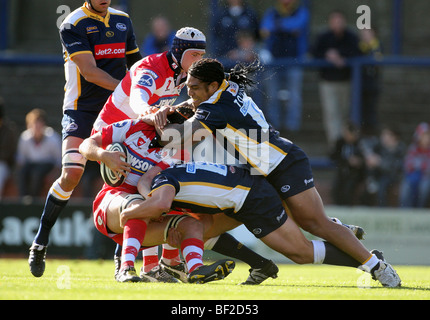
top-left (99, 118), bottom-right (175, 193)
top-left (93, 51), bottom-right (186, 131)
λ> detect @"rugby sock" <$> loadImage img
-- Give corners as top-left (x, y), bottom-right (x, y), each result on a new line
top-left (143, 246), bottom-right (159, 272)
top-left (360, 253), bottom-right (380, 273)
top-left (33, 180), bottom-right (73, 246)
top-left (121, 219), bottom-right (147, 270)
top-left (209, 233), bottom-right (269, 269)
top-left (312, 240), bottom-right (361, 268)
top-left (114, 244), bottom-right (122, 258)
top-left (161, 244), bottom-right (181, 266)
top-left (181, 238), bottom-right (204, 273)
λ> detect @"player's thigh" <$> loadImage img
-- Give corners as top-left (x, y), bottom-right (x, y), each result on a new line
top-left (201, 213), bottom-right (242, 240)
top-left (106, 192), bottom-right (146, 234)
top-left (260, 217), bottom-right (313, 264)
top-left (283, 187), bottom-right (332, 232)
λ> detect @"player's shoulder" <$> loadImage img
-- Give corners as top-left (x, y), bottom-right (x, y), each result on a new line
top-left (132, 52), bottom-right (169, 79)
top-left (61, 7), bottom-right (87, 29)
top-left (108, 7), bottom-right (130, 18)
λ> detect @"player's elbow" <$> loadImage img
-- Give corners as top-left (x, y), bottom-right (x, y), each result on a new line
top-left (155, 200), bottom-right (172, 214)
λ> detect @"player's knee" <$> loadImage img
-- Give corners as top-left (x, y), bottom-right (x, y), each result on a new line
top-left (285, 249), bottom-right (313, 265)
top-left (59, 167), bottom-right (84, 189)
top-left (59, 148), bottom-right (87, 188)
top-left (177, 217), bottom-right (204, 238)
top-left (296, 216), bottom-right (325, 235)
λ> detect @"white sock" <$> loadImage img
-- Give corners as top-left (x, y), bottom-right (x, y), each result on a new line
top-left (360, 254), bottom-right (379, 273)
top-left (312, 240), bottom-right (326, 264)
top-left (50, 179), bottom-right (73, 201)
top-left (204, 236), bottom-right (220, 250)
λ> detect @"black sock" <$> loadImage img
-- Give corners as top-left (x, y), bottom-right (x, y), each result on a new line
top-left (33, 194), bottom-right (68, 246)
top-left (323, 241), bottom-right (361, 268)
top-left (114, 244), bottom-right (122, 257)
top-left (211, 233), bottom-right (269, 269)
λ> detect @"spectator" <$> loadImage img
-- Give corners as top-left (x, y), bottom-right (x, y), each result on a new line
top-left (227, 30), bottom-right (259, 63)
top-left (360, 126), bottom-right (406, 206)
top-left (16, 108), bottom-right (62, 198)
top-left (330, 121), bottom-right (365, 205)
top-left (312, 10), bottom-right (362, 148)
top-left (0, 97), bottom-right (18, 200)
top-left (399, 122), bottom-right (430, 208)
top-left (359, 28), bottom-right (383, 134)
top-left (212, 0), bottom-right (260, 59)
top-left (260, 0), bottom-right (310, 132)
top-left (141, 15), bottom-right (175, 57)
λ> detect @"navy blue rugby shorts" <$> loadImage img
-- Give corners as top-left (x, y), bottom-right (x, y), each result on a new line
top-left (266, 144), bottom-right (315, 200)
top-left (61, 110), bottom-right (99, 140)
top-left (231, 175), bottom-right (288, 238)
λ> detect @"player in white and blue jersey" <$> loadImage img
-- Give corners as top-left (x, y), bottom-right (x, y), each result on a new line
top-left (150, 58), bottom-right (401, 287)
top-left (29, 0), bottom-right (142, 278)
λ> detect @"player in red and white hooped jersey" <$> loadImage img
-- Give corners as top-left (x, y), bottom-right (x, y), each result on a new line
top-left (91, 27), bottom-right (206, 282)
top-left (93, 27), bottom-right (207, 132)
top-left (80, 117), bottom-right (235, 283)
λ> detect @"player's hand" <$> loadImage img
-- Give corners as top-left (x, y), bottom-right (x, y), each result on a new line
top-left (154, 106), bottom-right (175, 129)
top-left (102, 151), bottom-right (131, 179)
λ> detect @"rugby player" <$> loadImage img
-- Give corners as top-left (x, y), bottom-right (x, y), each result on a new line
top-left (29, 0), bottom-right (142, 277)
top-left (80, 116), bottom-right (239, 283)
top-left (150, 58), bottom-right (401, 287)
top-left (91, 27), bottom-right (205, 282)
top-left (81, 108), bottom-right (285, 284)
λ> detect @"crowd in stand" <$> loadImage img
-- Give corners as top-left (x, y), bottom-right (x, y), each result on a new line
top-left (1, 0), bottom-right (428, 207)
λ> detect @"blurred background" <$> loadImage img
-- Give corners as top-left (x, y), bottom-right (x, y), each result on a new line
top-left (0, 0), bottom-right (429, 264)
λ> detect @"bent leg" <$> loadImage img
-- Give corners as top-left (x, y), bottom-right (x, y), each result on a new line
top-left (260, 216), bottom-right (314, 264)
top-left (284, 187), bottom-right (373, 264)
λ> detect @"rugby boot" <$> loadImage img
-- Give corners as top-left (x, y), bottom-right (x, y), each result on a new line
top-left (114, 255), bottom-right (121, 281)
top-left (371, 260), bottom-right (401, 287)
top-left (188, 259), bottom-right (235, 284)
top-left (140, 265), bottom-right (180, 283)
top-left (331, 217), bottom-right (366, 240)
top-left (369, 249), bottom-right (401, 287)
top-left (116, 266), bottom-right (142, 283)
top-left (28, 243), bottom-right (47, 277)
top-left (160, 259), bottom-right (188, 283)
top-left (241, 260), bottom-right (279, 285)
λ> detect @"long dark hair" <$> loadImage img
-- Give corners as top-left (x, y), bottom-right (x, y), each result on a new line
top-left (188, 58), bottom-right (262, 90)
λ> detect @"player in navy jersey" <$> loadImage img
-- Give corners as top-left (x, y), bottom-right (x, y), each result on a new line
top-left (80, 111), bottom-right (280, 284)
top-left (149, 58), bottom-right (401, 287)
top-left (29, 0), bottom-right (142, 277)
top-left (123, 161), bottom-right (397, 286)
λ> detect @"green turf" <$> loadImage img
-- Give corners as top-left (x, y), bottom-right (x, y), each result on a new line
top-left (1, 259), bottom-right (429, 300)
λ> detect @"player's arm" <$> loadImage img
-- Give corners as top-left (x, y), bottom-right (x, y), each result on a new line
top-left (137, 165), bottom-right (164, 198)
top-left (79, 132), bottom-right (130, 177)
top-left (72, 53), bottom-right (120, 91)
top-left (120, 184), bottom-right (176, 227)
top-left (155, 115), bottom-right (208, 148)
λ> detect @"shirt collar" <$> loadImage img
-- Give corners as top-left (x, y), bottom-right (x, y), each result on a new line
top-left (82, 5), bottom-right (111, 27)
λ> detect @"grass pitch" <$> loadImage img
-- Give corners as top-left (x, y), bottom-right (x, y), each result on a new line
top-left (1, 259), bottom-right (430, 301)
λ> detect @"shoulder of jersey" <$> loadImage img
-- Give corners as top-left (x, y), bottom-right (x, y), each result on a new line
top-left (61, 8), bottom-right (87, 27)
top-left (108, 7), bottom-right (130, 18)
top-left (133, 53), bottom-right (169, 78)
